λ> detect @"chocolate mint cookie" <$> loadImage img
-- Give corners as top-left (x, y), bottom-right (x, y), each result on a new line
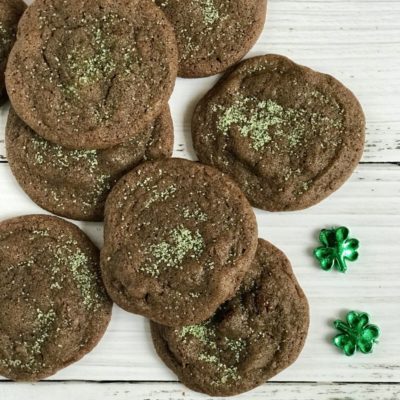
top-left (192, 54), bottom-right (366, 211)
top-left (154, 0), bottom-right (267, 78)
top-left (0, 0), bottom-right (26, 103)
top-left (6, 0), bottom-right (178, 149)
top-left (151, 239), bottom-right (309, 396)
top-left (0, 215), bottom-right (112, 381)
top-left (6, 106), bottom-right (174, 221)
top-left (101, 158), bottom-right (258, 327)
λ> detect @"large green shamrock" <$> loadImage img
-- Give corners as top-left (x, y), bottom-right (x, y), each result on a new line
top-left (313, 227), bottom-right (359, 272)
top-left (333, 311), bottom-right (380, 356)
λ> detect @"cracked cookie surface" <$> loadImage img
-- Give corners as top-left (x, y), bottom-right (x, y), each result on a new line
top-left (6, 0), bottom-right (178, 149)
top-left (0, 215), bottom-right (112, 381)
top-left (6, 106), bottom-right (173, 221)
top-left (192, 55), bottom-right (366, 211)
top-left (101, 158), bottom-right (258, 327)
top-left (154, 0), bottom-right (267, 77)
top-left (151, 239), bottom-right (309, 396)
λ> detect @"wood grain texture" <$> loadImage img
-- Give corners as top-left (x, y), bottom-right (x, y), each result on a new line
top-left (1, 0), bottom-right (399, 162)
top-left (0, 163), bottom-right (399, 383)
top-left (1, 382), bottom-right (400, 400)
top-left (0, 0), bottom-right (399, 396)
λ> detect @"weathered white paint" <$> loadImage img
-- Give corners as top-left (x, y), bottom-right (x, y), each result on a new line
top-left (0, 163), bottom-right (399, 383)
top-left (0, 0), bottom-right (400, 162)
top-left (1, 382), bottom-right (400, 400)
top-left (0, 0), bottom-right (399, 397)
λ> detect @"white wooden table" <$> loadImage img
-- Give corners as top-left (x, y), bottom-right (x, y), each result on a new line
top-left (1, 0), bottom-right (400, 399)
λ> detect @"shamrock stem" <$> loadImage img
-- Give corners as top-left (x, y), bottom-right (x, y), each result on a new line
top-left (336, 254), bottom-right (348, 273)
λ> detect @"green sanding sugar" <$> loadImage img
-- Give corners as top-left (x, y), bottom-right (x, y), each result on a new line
top-left (178, 322), bottom-right (246, 384)
top-left (215, 96), bottom-right (344, 153)
top-left (226, 337), bottom-right (246, 362)
top-left (0, 23), bottom-right (12, 49)
top-left (52, 241), bottom-right (104, 311)
top-left (81, 174), bottom-right (111, 212)
top-left (30, 135), bottom-right (113, 212)
top-left (142, 226), bottom-right (204, 277)
top-left (198, 353), bottom-right (240, 384)
top-left (202, 0), bottom-right (220, 26)
top-left (180, 324), bottom-right (210, 342)
top-left (182, 206), bottom-right (208, 222)
top-left (6, 257), bottom-right (35, 271)
top-left (67, 250), bottom-right (101, 309)
top-left (31, 136), bottom-right (99, 173)
top-left (144, 185), bottom-right (177, 208)
top-left (181, 35), bottom-right (201, 61)
top-left (0, 234), bottom-right (106, 374)
top-left (216, 98), bottom-right (284, 151)
top-left (0, 308), bottom-right (56, 372)
top-left (31, 230), bottom-right (50, 238)
top-left (65, 14), bottom-right (119, 88)
top-left (61, 12), bottom-right (139, 105)
top-left (31, 309), bottom-right (56, 355)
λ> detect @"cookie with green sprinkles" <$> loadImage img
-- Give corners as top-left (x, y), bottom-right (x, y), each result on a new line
top-left (192, 54), bottom-right (366, 211)
top-left (101, 158), bottom-right (258, 327)
top-left (0, 214), bottom-right (112, 381)
top-left (151, 239), bottom-right (309, 396)
top-left (154, 0), bottom-right (267, 77)
top-left (6, 106), bottom-right (174, 221)
top-left (0, 0), bottom-right (26, 103)
top-left (5, 0), bottom-right (178, 149)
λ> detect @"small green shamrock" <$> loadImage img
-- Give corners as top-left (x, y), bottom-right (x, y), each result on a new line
top-left (333, 311), bottom-right (380, 356)
top-left (313, 227), bottom-right (359, 272)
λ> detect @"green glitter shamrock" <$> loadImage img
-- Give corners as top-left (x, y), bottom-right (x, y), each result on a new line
top-left (313, 227), bottom-right (359, 272)
top-left (333, 311), bottom-right (380, 356)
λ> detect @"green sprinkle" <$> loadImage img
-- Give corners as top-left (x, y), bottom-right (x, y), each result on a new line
top-left (31, 230), bottom-right (50, 238)
top-left (144, 185), bottom-right (177, 208)
top-left (31, 136), bottom-right (99, 173)
top-left (202, 0), bottom-right (220, 26)
top-left (177, 321), bottom-right (247, 385)
top-left (217, 98), bottom-right (283, 151)
top-left (198, 353), bottom-right (240, 384)
top-left (64, 249), bottom-right (102, 310)
top-left (141, 226), bottom-right (204, 277)
top-left (180, 324), bottom-right (211, 343)
top-left (52, 241), bottom-right (105, 311)
top-left (182, 206), bottom-right (208, 222)
top-left (0, 308), bottom-right (56, 372)
top-left (226, 338), bottom-right (246, 362)
top-left (215, 96), bottom-right (344, 153)
top-left (31, 309), bottom-right (56, 354)
top-left (65, 20), bottom-right (116, 88)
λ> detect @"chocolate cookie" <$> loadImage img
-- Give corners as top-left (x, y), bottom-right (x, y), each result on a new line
top-left (6, 106), bottom-right (174, 221)
top-left (151, 239), bottom-right (309, 396)
top-left (6, 0), bottom-right (178, 149)
top-left (101, 158), bottom-right (258, 327)
top-left (0, 215), bottom-right (112, 381)
top-left (154, 0), bottom-right (267, 78)
top-left (192, 55), bottom-right (366, 211)
top-left (0, 0), bottom-right (26, 103)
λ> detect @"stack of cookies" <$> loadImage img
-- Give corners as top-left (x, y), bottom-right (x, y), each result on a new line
top-left (101, 158), bottom-right (310, 396)
top-left (5, 0), bottom-right (178, 221)
top-left (0, 0), bottom-right (366, 396)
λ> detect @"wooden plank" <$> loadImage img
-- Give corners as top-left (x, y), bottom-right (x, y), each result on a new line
top-left (0, 163), bottom-right (399, 382)
top-left (0, 0), bottom-right (399, 162)
top-left (0, 0), bottom-right (399, 389)
top-left (1, 382), bottom-right (400, 400)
